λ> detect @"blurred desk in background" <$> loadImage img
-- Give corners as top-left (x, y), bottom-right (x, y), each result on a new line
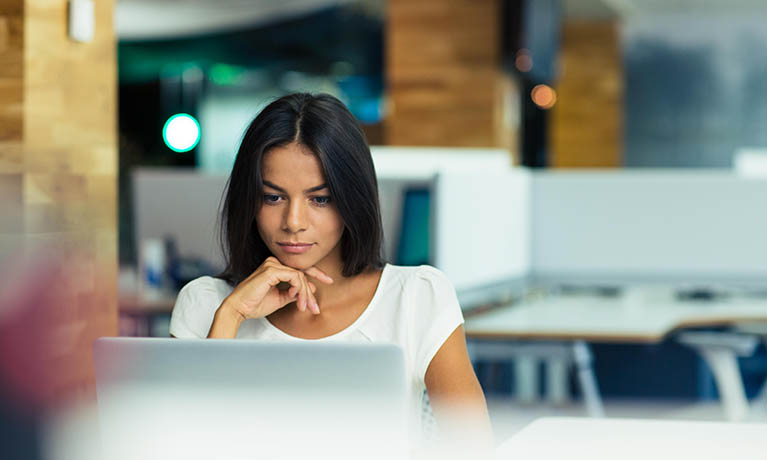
top-left (496, 417), bottom-right (766, 460)
top-left (118, 290), bottom-right (176, 336)
top-left (465, 291), bottom-right (767, 421)
top-left (118, 265), bottom-right (177, 336)
top-left (466, 292), bottom-right (767, 342)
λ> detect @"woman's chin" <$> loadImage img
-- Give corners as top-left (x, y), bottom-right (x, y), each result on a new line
top-left (275, 254), bottom-right (316, 271)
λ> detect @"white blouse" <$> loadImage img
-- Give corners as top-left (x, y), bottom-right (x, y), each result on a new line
top-left (169, 263), bottom-right (465, 438)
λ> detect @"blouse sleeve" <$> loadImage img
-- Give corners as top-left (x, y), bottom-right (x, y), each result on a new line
top-left (410, 266), bottom-right (465, 382)
top-left (169, 276), bottom-right (225, 338)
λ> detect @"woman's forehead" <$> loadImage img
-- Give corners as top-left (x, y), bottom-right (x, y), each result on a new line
top-left (262, 143), bottom-right (326, 187)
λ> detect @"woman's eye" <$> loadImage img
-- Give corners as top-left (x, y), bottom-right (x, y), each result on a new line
top-left (312, 196), bottom-right (332, 206)
top-left (263, 194), bottom-right (282, 204)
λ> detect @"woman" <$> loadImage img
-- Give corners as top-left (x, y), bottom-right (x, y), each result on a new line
top-left (170, 93), bottom-right (492, 451)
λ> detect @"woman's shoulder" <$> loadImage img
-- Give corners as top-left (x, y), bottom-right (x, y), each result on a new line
top-left (377, 264), bottom-right (464, 380)
top-left (177, 275), bottom-right (234, 303)
top-left (383, 263), bottom-right (451, 280)
top-left (171, 276), bottom-right (234, 339)
top-left (382, 264), bottom-right (456, 292)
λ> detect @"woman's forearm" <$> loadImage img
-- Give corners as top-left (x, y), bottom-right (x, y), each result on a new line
top-left (207, 298), bottom-right (246, 338)
top-left (429, 390), bottom-right (494, 443)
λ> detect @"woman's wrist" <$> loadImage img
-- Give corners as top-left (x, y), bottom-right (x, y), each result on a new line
top-left (207, 297), bottom-right (247, 338)
top-left (221, 296), bottom-right (249, 321)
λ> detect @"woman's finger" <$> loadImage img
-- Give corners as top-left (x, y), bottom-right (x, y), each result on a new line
top-left (300, 273), bottom-right (317, 314)
top-left (303, 266), bottom-right (334, 284)
top-left (298, 272), bottom-right (320, 315)
top-left (297, 278), bottom-right (307, 312)
top-left (278, 286), bottom-right (297, 306)
top-left (243, 256), bottom-right (287, 285)
top-left (268, 268), bottom-right (306, 311)
top-left (301, 272), bottom-right (313, 313)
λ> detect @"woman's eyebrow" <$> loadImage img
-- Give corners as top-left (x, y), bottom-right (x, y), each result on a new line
top-left (263, 181), bottom-right (327, 193)
top-left (305, 184), bottom-right (328, 193)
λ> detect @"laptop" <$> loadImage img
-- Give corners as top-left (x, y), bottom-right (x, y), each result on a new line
top-left (93, 338), bottom-right (408, 460)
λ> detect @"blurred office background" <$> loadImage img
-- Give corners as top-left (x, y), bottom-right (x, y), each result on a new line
top-left (115, 0), bottom-right (767, 415)
top-left (2, 0), bottom-right (767, 457)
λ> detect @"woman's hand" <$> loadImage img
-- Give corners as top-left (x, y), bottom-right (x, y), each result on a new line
top-left (225, 256), bottom-right (333, 319)
top-left (207, 257), bottom-right (333, 338)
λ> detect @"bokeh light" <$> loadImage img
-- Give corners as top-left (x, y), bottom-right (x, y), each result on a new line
top-left (162, 114), bottom-right (200, 152)
top-left (515, 48), bottom-right (533, 72)
top-left (531, 84), bottom-right (557, 109)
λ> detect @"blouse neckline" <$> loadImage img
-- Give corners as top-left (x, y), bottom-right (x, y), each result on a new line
top-left (257, 263), bottom-right (390, 341)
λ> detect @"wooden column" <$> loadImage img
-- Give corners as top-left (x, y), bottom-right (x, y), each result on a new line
top-left (550, 20), bottom-right (623, 167)
top-left (386, 0), bottom-right (515, 149)
top-left (0, 0), bottom-right (117, 404)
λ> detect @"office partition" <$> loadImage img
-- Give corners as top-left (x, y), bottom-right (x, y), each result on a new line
top-left (532, 170), bottom-right (767, 285)
top-left (433, 169), bottom-right (532, 300)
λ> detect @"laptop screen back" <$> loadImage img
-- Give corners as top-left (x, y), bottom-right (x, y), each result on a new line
top-left (93, 338), bottom-right (408, 459)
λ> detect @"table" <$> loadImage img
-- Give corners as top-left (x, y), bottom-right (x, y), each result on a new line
top-left (119, 290), bottom-right (176, 336)
top-left (464, 290), bottom-right (767, 420)
top-left (496, 416), bottom-right (767, 460)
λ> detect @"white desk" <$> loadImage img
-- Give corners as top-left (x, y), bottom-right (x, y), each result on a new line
top-left (496, 417), bottom-right (767, 460)
top-left (466, 292), bottom-right (767, 342)
top-left (464, 291), bottom-right (767, 420)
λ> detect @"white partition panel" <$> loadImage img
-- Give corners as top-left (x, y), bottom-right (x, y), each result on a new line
top-left (532, 170), bottom-right (767, 283)
top-left (433, 169), bottom-right (532, 292)
top-left (371, 146), bottom-right (515, 267)
top-left (371, 146), bottom-right (512, 180)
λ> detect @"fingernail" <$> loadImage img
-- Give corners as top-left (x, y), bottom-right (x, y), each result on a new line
top-left (313, 301), bottom-right (320, 314)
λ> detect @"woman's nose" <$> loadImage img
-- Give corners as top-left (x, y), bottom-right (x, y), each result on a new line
top-left (284, 200), bottom-right (308, 233)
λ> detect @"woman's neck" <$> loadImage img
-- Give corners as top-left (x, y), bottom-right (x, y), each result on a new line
top-left (310, 252), bottom-right (347, 306)
top-left (310, 259), bottom-right (380, 309)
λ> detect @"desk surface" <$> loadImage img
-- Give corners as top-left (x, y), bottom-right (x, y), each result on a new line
top-left (119, 291), bottom-right (176, 315)
top-left (465, 293), bottom-right (767, 343)
top-left (497, 417), bottom-right (766, 460)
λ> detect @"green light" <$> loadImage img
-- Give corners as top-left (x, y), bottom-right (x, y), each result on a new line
top-left (209, 64), bottom-right (244, 86)
top-left (163, 113), bottom-right (200, 153)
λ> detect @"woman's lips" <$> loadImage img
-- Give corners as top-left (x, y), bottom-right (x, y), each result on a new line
top-left (277, 243), bottom-right (314, 254)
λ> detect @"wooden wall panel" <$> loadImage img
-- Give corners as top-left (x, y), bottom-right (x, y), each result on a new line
top-left (550, 20), bottom-right (623, 168)
top-left (386, 0), bottom-right (515, 150)
top-left (0, 0), bottom-right (117, 405)
top-left (0, 5), bottom-right (23, 147)
top-left (0, 1), bottom-right (24, 249)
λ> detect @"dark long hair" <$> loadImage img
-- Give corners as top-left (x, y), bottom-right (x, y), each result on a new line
top-left (216, 93), bottom-right (385, 285)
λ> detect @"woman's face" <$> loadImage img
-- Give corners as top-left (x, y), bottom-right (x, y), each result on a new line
top-left (256, 142), bottom-right (345, 272)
